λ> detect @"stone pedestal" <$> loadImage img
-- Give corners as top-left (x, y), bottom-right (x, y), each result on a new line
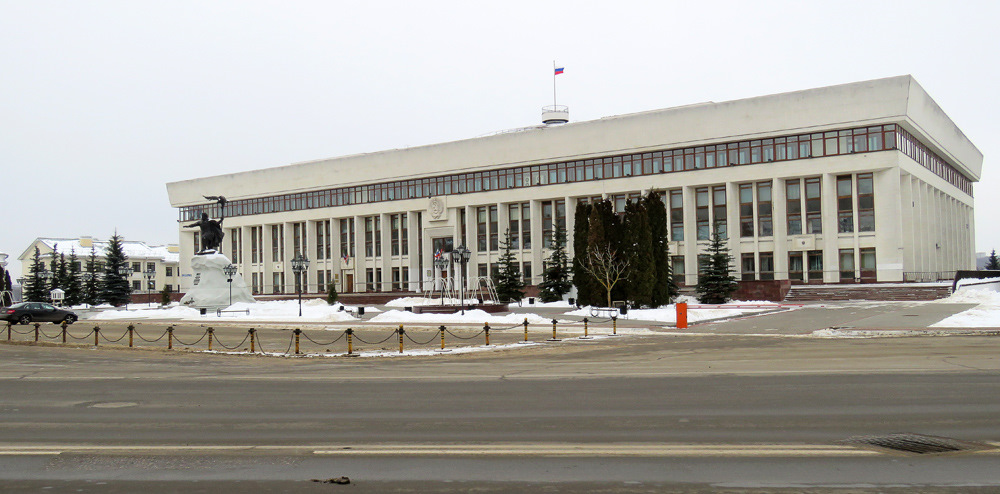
top-left (179, 253), bottom-right (255, 309)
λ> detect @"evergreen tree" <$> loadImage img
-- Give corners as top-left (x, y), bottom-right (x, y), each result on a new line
top-left (538, 226), bottom-right (572, 302)
top-left (695, 230), bottom-right (738, 304)
top-left (24, 246), bottom-right (49, 302)
top-left (48, 245), bottom-right (61, 295)
top-left (57, 252), bottom-right (69, 294)
top-left (83, 247), bottom-right (101, 306)
top-left (572, 202), bottom-right (595, 305)
top-left (986, 250), bottom-right (1000, 271)
top-left (621, 200), bottom-right (655, 307)
top-left (100, 233), bottom-right (132, 306)
top-left (161, 285), bottom-right (173, 306)
top-left (326, 282), bottom-right (339, 305)
top-left (64, 248), bottom-right (83, 306)
top-left (493, 229), bottom-right (525, 303)
top-left (645, 191), bottom-right (678, 306)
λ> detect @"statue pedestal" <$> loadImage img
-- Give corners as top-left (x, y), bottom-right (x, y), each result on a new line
top-left (180, 253), bottom-right (255, 309)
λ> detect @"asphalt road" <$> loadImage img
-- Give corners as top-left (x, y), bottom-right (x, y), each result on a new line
top-left (1, 329), bottom-right (1000, 492)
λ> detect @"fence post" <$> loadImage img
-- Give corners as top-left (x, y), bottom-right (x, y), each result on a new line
top-left (346, 328), bottom-right (354, 356)
top-left (61, 321), bottom-right (68, 344)
top-left (93, 326), bottom-right (99, 346)
top-left (6, 322), bottom-right (10, 341)
top-left (522, 318), bottom-right (529, 343)
top-left (547, 318), bottom-right (561, 342)
top-left (167, 326), bottom-right (174, 350)
top-left (293, 328), bottom-right (301, 355)
top-left (581, 317), bottom-right (591, 339)
top-left (611, 316), bottom-right (618, 336)
top-left (484, 323), bottom-right (490, 346)
top-left (439, 325), bottom-right (447, 351)
top-left (248, 328), bottom-right (256, 353)
top-left (128, 324), bottom-right (134, 348)
top-left (207, 327), bottom-right (214, 351)
top-left (34, 323), bottom-right (40, 342)
top-left (398, 325), bottom-right (405, 354)
top-left (676, 302), bottom-right (688, 329)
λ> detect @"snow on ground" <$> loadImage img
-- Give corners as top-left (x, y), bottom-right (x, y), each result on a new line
top-left (368, 309), bottom-right (556, 325)
top-left (86, 299), bottom-right (378, 323)
top-left (517, 298), bottom-right (575, 308)
top-left (564, 298), bottom-right (780, 324)
top-left (385, 297), bottom-right (479, 307)
top-left (931, 284), bottom-right (1000, 328)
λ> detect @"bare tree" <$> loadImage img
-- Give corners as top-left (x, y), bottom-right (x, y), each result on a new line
top-left (580, 244), bottom-right (630, 308)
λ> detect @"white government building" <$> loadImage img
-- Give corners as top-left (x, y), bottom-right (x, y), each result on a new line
top-left (167, 75), bottom-right (981, 296)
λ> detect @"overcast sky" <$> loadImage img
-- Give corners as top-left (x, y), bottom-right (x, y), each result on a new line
top-left (2, 0), bottom-right (998, 279)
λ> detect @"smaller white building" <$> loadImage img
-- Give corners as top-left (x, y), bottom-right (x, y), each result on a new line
top-left (18, 237), bottom-right (181, 294)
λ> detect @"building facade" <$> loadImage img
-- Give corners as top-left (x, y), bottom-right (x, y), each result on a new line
top-left (18, 237), bottom-right (181, 295)
top-left (167, 76), bottom-right (981, 296)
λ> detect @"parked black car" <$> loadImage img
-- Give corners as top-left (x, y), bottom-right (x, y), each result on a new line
top-left (1, 302), bottom-right (78, 325)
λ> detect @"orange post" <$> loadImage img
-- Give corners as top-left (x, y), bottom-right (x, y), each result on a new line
top-left (676, 302), bottom-right (688, 329)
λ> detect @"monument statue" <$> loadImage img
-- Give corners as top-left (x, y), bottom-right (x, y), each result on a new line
top-left (185, 195), bottom-right (227, 254)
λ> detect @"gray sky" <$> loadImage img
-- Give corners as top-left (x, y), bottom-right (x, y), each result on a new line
top-left (2, 0), bottom-right (997, 279)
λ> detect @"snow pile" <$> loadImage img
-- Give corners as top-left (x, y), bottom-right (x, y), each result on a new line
top-left (385, 297), bottom-right (479, 307)
top-left (518, 298), bottom-right (576, 308)
top-left (369, 309), bottom-right (555, 325)
top-left (953, 277), bottom-right (1000, 292)
top-left (931, 285), bottom-right (1000, 328)
top-left (564, 298), bottom-right (779, 324)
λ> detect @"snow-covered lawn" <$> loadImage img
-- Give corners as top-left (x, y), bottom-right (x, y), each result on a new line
top-left (931, 283), bottom-right (1000, 328)
top-left (563, 297), bottom-right (782, 324)
top-left (86, 299), bottom-right (378, 323)
top-left (369, 309), bottom-right (557, 325)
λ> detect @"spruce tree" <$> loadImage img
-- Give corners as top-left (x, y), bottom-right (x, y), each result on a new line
top-left (25, 246), bottom-right (49, 302)
top-left (695, 230), bottom-right (738, 304)
top-left (538, 226), bottom-right (572, 302)
top-left (986, 250), bottom-right (1000, 271)
top-left (493, 229), bottom-right (525, 303)
top-left (83, 247), bottom-right (101, 306)
top-left (645, 191), bottom-right (678, 306)
top-left (161, 285), bottom-right (173, 306)
top-left (48, 245), bottom-right (61, 295)
top-left (57, 252), bottom-right (69, 295)
top-left (622, 200), bottom-right (655, 307)
top-left (100, 233), bottom-right (132, 306)
top-left (326, 282), bottom-right (339, 305)
top-left (572, 202), bottom-right (595, 306)
top-left (64, 248), bottom-right (83, 306)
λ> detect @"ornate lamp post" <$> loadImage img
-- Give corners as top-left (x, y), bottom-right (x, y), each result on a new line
top-left (142, 267), bottom-right (156, 307)
top-left (118, 264), bottom-right (133, 309)
top-left (222, 263), bottom-right (238, 307)
top-left (451, 245), bottom-right (472, 315)
top-left (433, 256), bottom-right (449, 305)
top-left (291, 254), bottom-right (309, 317)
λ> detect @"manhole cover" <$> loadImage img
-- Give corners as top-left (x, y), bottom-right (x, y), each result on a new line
top-left (844, 433), bottom-right (988, 455)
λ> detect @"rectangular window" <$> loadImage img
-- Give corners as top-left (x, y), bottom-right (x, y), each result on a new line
top-left (401, 213), bottom-right (409, 255)
top-left (132, 262), bottom-right (140, 272)
top-left (292, 222), bottom-right (305, 257)
top-left (477, 207), bottom-right (487, 251)
top-left (739, 184), bottom-right (754, 238)
top-left (542, 201), bottom-right (553, 248)
top-left (508, 204), bottom-right (520, 249)
top-left (839, 248), bottom-right (855, 281)
top-left (860, 247), bottom-right (876, 281)
top-left (712, 185), bottom-right (727, 238)
top-left (759, 252), bottom-right (774, 280)
top-left (271, 225), bottom-right (284, 262)
top-left (696, 187), bottom-right (710, 240)
top-left (340, 218), bottom-right (355, 258)
top-left (391, 214), bottom-right (400, 256)
top-left (807, 250), bottom-right (824, 281)
top-left (670, 189), bottom-right (684, 241)
top-left (147, 262), bottom-right (156, 273)
top-left (374, 216), bottom-right (382, 257)
top-left (786, 180), bottom-right (801, 235)
top-left (857, 173), bottom-right (875, 232)
top-left (365, 217), bottom-right (374, 257)
top-left (522, 262), bottom-right (531, 283)
top-left (132, 280), bottom-right (141, 291)
top-left (757, 182), bottom-right (772, 237)
top-left (366, 268), bottom-right (374, 292)
top-left (789, 252), bottom-right (804, 281)
top-left (317, 270), bottom-right (325, 293)
top-left (251, 226), bottom-right (260, 263)
top-left (315, 222), bottom-right (325, 260)
top-left (522, 203), bottom-right (531, 249)
top-left (671, 255), bottom-right (685, 284)
top-left (392, 267), bottom-right (400, 291)
top-left (230, 228), bottom-right (240, 264)
top-left (805, 177), bottom-right (822, 234)
top-left (741, 253), bottom-right (756, 281)
top-left (489, 205), bottom-right (499, 251)
top-left (165, 266), bottom-right (173, 277)
top-left (837, 175), bottom-right (854, 233)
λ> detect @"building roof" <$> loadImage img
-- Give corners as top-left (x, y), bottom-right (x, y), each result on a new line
top-left (20, 238), bottom-right (179, 264)
top-left (167, 75), bottom-right (983, 209)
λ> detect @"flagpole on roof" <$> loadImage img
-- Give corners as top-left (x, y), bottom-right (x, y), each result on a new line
top-left (553, 60), bottom-right (557, 107)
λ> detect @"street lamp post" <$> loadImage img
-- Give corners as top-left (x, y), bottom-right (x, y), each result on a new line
top-left (291, 254), bottom-right (309, 317)
top-left (451, 245), bottom-right (472, 315)
top-left (143, 268), bottom-right (156, 307)
top-left (40, 269), bottom-right (53, 303)
top-left (223, 264), bottom-right (238, 307)
top-left (118, 265), bottom-right (133, 309)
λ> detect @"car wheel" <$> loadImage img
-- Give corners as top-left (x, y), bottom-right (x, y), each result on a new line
top-left (18, 315), bottom-right (31, 325)
top-left (62, 315), bottom-right (77, 324)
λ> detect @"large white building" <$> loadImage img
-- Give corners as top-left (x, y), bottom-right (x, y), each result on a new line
top-left (167, 75), bottom-right (981, 296)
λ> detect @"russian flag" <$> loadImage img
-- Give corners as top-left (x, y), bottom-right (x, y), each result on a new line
top-left (554, 67), bottom-right (564, 75)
